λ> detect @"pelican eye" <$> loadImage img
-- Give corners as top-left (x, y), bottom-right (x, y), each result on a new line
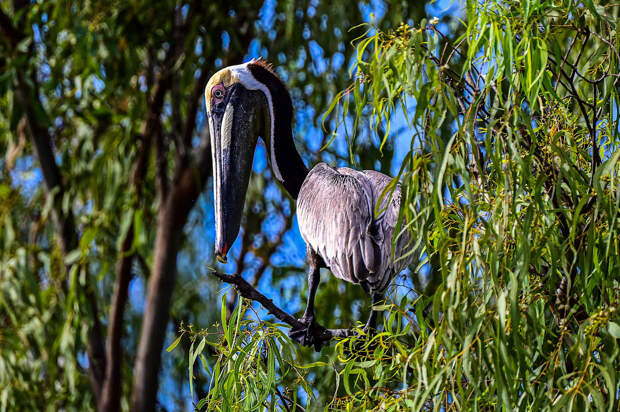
top-left (212, 84), bottom-right (226, 104)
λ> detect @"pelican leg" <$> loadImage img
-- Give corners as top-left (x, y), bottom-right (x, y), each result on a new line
top-left (364, 292), bottom-right (381, 332)
top-left (301, 263), bottom-right (320, 322)
top-left (289, 251), bottom-right (323, 350)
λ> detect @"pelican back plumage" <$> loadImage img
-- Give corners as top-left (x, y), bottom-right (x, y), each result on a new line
top-left (297, 163), bottom-right (412, 294)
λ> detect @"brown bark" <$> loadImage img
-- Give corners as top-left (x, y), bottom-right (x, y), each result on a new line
top-left (98, 55), bottom-right (174, 412)
top-left (131, 136), bottom-right (212, 412)
top-left (98, 225), bottom-right (134, 412)
top-left (131, 204), bottom-right (184, 412)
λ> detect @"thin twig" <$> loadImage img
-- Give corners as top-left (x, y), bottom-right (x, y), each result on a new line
top-left (571, 29), bottom-right (589, 79)
top-left (274, 386), bottom-right (293, 412)
top-left (591, 81), bottom-right (600, 173)
top-left (555, 33), bottom-right (578, 92)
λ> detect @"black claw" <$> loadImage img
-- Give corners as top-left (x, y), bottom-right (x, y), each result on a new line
top-left (288, 317), bottom-right (327, 351)
top-left (288, 317), bottom-right (313, 345)
top-left (288, 326), bottom-right (313, 346)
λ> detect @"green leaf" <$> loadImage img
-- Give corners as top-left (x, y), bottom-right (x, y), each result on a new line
top-left (497, 291), bottom-right (507, 330)
top-left (64, 249), bottom-right (82, 265)
top-left (188, 340), bottom-right (195, 398)
top-left (267, 340), bottom-right (275, 386)
top-left (221, 293), bottom-right (229, 346)
top-left (166, 334), bottom-right (183, 353)
top-left (116, 209), bottom-right (134, 251)
top-left (608, 322), bottom-right (620, 339)
top-left (435, 132), bottom-right (458, 207)
top-left (193, 337), bottom-right (206, 364)
top-left (196, 398), bottom-right (208, 410)
top-left (503, 22), bottom-right (514, 86)
top-left (300, 361), bottom-right (328, 369)
top-left (583, 0), bottom-right (602, 19)
top-left (79, 228), bottom-right (96, 251)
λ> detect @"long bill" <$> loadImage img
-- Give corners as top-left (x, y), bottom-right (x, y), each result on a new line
top-left (209, 91), bottom-right (260, 263)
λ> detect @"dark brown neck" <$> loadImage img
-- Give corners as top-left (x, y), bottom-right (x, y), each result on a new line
top-left (272, 120), bottom-right (308, 199)
top-left (248, 62), bottom-right (308, 199)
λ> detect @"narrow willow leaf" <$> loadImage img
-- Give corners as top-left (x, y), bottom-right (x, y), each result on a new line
top-left (166, 334), bottom-right (183, 353)
top-left (583, 0), bottom-right (602, 19)
top-left (188, 340), bottom-right (195, 398)
top-left (64, 249), bottom-right (82, 265)
top-left (497, 291), bottom-right (506, 330)
top-left (221, 293), bottom-right (229, 346)
top-left (196, 398), bottom-right (207, 410)
top-left (608, 322), bottom-right (620, 339)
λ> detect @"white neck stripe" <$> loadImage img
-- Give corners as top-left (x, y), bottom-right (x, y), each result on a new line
top-left (229, 62), bottom-right (282, 181)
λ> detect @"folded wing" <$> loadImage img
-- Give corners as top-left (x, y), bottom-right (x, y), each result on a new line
top-left (297, 163), bottom-right (411, 293)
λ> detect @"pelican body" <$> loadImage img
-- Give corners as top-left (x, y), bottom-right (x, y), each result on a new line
top-left (206, 60), bottom-right (411, 349)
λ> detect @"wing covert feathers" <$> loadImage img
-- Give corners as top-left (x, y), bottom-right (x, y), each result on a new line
top-left (296, 163), bottom-right (411, 293)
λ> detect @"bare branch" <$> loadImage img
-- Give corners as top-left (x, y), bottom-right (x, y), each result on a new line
top-left (554, 33), bottom-right (578, 92)
top-left (571, 29), bottom-right (589, 79)
top-left (98, 225), bottom-right (134, 412)
top-left (211, 271), bottom-right (354, 345)
top-left (131, 122), bottom-right (213, 412)
top-left (156, 129), bottom-right (170, 200)
top-left (590, 82), bottom-right (601, 178)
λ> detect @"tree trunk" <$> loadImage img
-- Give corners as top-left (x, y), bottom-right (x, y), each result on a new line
top-left (131, 153), bottom-right (210, 412)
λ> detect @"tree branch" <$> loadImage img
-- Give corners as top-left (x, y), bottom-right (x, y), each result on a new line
top-left (131, 124), bottom-right (212, 412)
top-left (98, 37), bottom-right (180, 409)
top-left (211, 271), bottom-right (353, 346)
top-left (98, 225), bottom-right (134, 412)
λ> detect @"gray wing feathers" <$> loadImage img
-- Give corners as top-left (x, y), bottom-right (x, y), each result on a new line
top-left (297, 163), bottom-right (411, 292)
top-left (297, 164), bottom-right (373, 284)
top-left (362, 169), bottom-right (411, 276)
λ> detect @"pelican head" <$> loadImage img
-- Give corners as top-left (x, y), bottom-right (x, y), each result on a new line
top-left (205, 60), bottom-right (299, 263)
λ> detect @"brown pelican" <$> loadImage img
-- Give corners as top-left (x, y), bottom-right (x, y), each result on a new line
top-left (205, 60), bottom-right (411, 348)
